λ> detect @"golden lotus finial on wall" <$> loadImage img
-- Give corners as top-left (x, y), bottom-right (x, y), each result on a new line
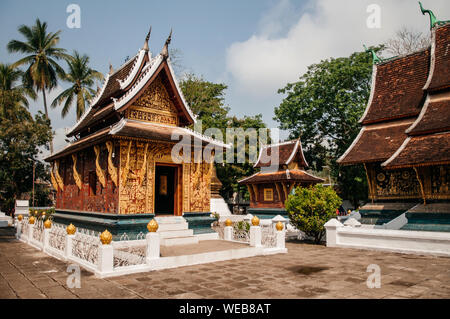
top-left (100, 230), bottom-right (113, 245)
top-left (44, 219), bottom-right (52, 229)
top-left (17, 215), bottom-right (23, 221)
top-left (251, 216), bottom-right (260, 226)
top-left (225, 219), bottom-right (232, 227)
top-left (66, 223), bottom-right (76, 235)
top-left (147, 219), bottom-right (159, 232)
top-left (29, 216), bottom-right (35, 224)
top-left (275, 221), bottom-right (284, 231)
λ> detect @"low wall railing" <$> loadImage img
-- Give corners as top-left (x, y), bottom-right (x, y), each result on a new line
top-left (15, 214), bottom-right (287, 278)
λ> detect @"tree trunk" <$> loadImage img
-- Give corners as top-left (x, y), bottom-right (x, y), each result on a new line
top-left (42, 89), bottom-right (54, 154)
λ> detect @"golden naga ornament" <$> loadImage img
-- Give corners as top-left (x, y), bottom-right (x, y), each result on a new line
top-left (225, 219), bottom-right (232, 227)
top-left (275, 221), bottom-right (284, 231)
top-left (251, 216), bottom-right (260, 226)
top-left (66, 223), bottom-right (76, 235)
top-left (55, 160), bottom-right (64, 191)
top-left (147, 219), bottom-right (158, 232)
top-left (44, 219), bottom-right (52, 229)
top-left (29, 216), bottom-right (35, 224)
top-left (121, 140), bottom-right (132, 186)
top-left (100, 230), bottom-right (113, 245)
top-left (17, 215), bottom-right (23, 221)
top-left (72, 154), bottom-right (82, 190)
top-left (94, 145), bottom-right (107, 188)
top-left (106, 141), bottom-right (118, 187)
top-left (50, 164), bottom-right (59, 191)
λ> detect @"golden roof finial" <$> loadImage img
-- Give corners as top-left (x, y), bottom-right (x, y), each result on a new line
top-left (161, 28), bottom-right (172, 59)
top-left (143, 26), bottom-right (152, 51)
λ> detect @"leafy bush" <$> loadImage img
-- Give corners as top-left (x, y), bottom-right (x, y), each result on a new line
top-left (285, 184), bottom-right (342, 243)
top-left (28, 207), bottom-right (54, 221)
top-left (234, 220), bottom-right (250, 232)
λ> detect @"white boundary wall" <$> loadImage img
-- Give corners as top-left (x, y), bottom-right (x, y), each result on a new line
top-left (325, 218), bottom-right (450, 257)
top-left (15, 217), bottom-right (287, 278)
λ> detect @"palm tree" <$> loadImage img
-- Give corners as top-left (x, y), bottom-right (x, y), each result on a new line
top-left (0, 63), bottom-right (37, 116)
top-left (7, 18), bottom-right (70, 153)
top-left (51, 51), bottom-right (103, 120)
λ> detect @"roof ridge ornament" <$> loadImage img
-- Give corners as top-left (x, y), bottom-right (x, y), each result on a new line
top-left (419, 1), bottom-right (437, 29)
top-left (143, 26), bottom-right (152, 51)
top-left (161, 29), bottom-right (172, 59)
top-left (109, 62), bottom-right (114, 74)
top-left (363, 44), bottom-right (382, 64)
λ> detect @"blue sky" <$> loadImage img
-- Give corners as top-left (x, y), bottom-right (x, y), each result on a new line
top-left (1, 0), bottom-right (449, 158)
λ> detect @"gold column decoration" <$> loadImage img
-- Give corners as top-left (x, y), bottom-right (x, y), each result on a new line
top-left (94, 145), bottom-right (106, 188)
top-left (138, 143), bottom-right (149, 186)
top-left (363, 163), bottom-right (374, 204)
top-left (275, 182), bottom-right (283, 202)
top-left (55, 160), bottom-right (64, 191)
top-left (281, 182), bottom-right (289, 201)
top-left (50, 162), bottom-right (59, 191)
top-left (121, 140), bottom-right (132, 186)
top-left (106, 141), bottom-right (118, 187)
top-left (246, 185), bottom-right (254, 202)
top-left (414, 167), bottom-right (426, 205)
top-left (251, 184), bottom-right (259, 202)
top-left (71, 154), bottom-right (82, 190)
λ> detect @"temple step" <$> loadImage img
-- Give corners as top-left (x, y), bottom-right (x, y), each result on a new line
top-left (155, 216), bottom-right (198, 246)
top-left (158, 229), bottom-right (194, 238)
top-left (160, 235), bottom-right (199, 246)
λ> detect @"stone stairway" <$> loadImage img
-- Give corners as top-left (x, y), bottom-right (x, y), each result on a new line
top-left (154, 216), bottom-right (199, 246)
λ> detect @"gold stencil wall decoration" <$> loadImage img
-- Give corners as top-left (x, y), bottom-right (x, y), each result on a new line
top-left (138, 143), bottom-right (149, 186)
top-left (106, 141), bottom-right (118, 187)
top-left (55, 160), bottom-right (64, 191)
top-left (71, 154), bottom-right (82, 190)
top-left (126, 76), bottom-right (179, 126)
top-left (121, 140), bottom-right (132, 186)
top-left (93, 145), bottom-right (106, 188)
top-left (50, 162), bottom-right (59, 191)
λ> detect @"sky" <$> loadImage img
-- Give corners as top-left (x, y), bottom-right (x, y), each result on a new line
top-left (1, 0), bottom-right (449, 159)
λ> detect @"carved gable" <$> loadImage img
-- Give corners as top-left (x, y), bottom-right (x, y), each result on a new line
top-left (126, 76), bottom-right (179, 126)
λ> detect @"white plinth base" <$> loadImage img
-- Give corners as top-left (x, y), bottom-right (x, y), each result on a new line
top-left (210, 198), bottom-right (231, 216)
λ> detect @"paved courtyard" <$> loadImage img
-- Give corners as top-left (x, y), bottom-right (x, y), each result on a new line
top-left (0, 227), bottom-right (449, 299)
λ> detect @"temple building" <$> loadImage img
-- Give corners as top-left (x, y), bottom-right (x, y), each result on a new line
top-left (238, 139), bottom-right (324, 218)
top-left (45, 29), bottom-right (229, 239)
top-left (338, 5), bottom-right (450, 230)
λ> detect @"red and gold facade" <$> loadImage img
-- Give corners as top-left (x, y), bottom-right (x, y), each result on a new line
top-left (46, 33), bottom-right (226, 216)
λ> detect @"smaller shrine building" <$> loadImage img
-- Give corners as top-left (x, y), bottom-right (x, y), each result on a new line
top-left (239, 139), bottom-right (324, 218)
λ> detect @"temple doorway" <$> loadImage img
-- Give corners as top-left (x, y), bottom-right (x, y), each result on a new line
top-left (155, 164), bottom-right (181, 215)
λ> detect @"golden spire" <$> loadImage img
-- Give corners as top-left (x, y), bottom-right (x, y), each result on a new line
top-left (143, 26), bottom-right (152, 51)
top-left (161, 29), bottom-right (172, 59)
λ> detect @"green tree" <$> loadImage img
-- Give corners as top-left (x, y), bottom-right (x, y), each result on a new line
top-left (0, 97), bottom-right (52, 214)
top-left (51, 51), bottom-right (103, 120)
top-left (179, 74), bottom-right (268, 199)
top-left (180, 73), bottom-right (229, 131)
top-left (286, 184), bottom-right (342, 243)
top-left (7, 18), bottom-right (70, 153)
top-left (274, 49), bottom-right (380, 207)
top-left (0, 63), bottom-right (36, 114)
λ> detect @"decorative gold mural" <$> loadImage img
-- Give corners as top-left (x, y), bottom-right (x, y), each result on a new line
top-left (50, 162), bottom-right (59, 191)
top-left (55, 160), bottom-right (64, 191)
top-left (373, 167), bottom-right (419, 198)
top-left (430, 165), bottom-right (450, 197)
top-left (94, 145), bottom-right (106, 188)
top-left (125, 76), bottom-right (179, 126)
top-left (106, 141), bottom-right (118, 187)
top-left (71, 154), bottom-right (82, 190)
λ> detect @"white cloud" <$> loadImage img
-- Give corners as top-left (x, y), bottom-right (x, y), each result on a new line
top-left (226, 0), bottom-right (450, 97)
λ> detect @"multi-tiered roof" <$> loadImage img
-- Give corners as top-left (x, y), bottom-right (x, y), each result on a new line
top-left (239, 139), bottom-right (324, 185)
top-left (47, 29), bottom-right (228, 162)
top-left (338, 14), bottom-right (450, 169)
